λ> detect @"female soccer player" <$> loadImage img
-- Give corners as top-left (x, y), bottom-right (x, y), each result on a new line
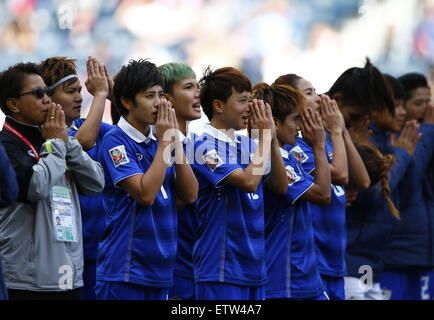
top-left (158, 62), bottom-right (201, 299)
top-left (254, 83), bottom-right (332, 300)
top-left (95, 59), bottom-right (197, 300)
top-left (380, 73), bottom-right (434, 300)
top-left (39, 56), bottom-right (112, 300)
top-left (273, 74), bottom-right (369, 299)
top-left (345, 74), bottom-right (423, 299)
top-left (191, 67), bottom-right (287, 300)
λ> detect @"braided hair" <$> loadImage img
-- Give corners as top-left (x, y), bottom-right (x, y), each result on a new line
top-left (355, 141), bottom-right (399, 219)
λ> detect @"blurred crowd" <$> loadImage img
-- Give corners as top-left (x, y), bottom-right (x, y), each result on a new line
top-left (0, 0), bottom-right (434, 121)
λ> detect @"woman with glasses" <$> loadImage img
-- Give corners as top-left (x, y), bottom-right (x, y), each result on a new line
top-left (0, 62), bottom-right (104, 300)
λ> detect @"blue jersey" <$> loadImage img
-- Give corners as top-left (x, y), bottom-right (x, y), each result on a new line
top-left (286, 133), bottom-right (347, 277)
top-left (68, 118), bottom-right (113, 261)
top-left (96, 118), bottom-right (177, 287)
top-left (264, 148), bottom-right (324, 299)
top-left (173, 131), bottom-right (198, 280)
top-left (191, 125), bottom-right (267, 286)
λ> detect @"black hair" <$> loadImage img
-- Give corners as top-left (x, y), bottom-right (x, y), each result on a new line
top-left (199, 66), bottom-right (252, 121)
top-left (398, 72), bottom-right (429, 101)
top-left (0, 62), bottom-right (43, 116)
top-left (384, 74), bottom-right (406, 101)
top-left (112, 59), bottom-right (164, 118)
top-left (327, 58), bottom-right (395, 116)
top-left (252, 83), bottom-right (305, 122)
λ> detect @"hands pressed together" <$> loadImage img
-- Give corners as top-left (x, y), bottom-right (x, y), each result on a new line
top-left (41, 103), bottom-right (69, 143)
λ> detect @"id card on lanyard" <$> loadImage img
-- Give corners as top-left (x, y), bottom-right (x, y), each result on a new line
top-left (4, 122), bottom-right (78, 242)
top-left (51, 184), bottom-right (77, 242)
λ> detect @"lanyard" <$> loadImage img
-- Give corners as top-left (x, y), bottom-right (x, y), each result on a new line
top-left (3, 121), bottom-right (40, 161)
top-left (3, 121), bottom-right (71, 184)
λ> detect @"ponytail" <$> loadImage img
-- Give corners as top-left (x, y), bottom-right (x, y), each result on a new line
top-left (380, 154), bottom-right (399, 219)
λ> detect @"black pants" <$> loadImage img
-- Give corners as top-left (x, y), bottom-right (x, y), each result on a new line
top-left (7, 287), bottom-right (82, 300)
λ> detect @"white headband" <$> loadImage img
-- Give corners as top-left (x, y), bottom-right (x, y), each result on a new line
top-left (48, 74), bottom-right (78, 90)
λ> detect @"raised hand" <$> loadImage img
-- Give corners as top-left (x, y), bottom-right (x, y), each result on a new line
top-left (300, 107), bottom-right (326, 148)
top-left (423, 102), bottom-right (434, 124)
top-left (41, 103), bottom-right (69, 143)
top-left (390, 120), bottom-right (422, 156)
top-left (154, 99), bottom-right (175, 143)
top-left (348, 115), bottom-right (372, 142)
top-left (85, 56), bottom-right (109, 98)
top-left (320, 95), bottom-right (345, 134)
top-left (249, 99), bottom-right (275, 139)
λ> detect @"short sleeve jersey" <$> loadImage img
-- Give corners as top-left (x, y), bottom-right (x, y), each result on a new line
top-left (264, 147), bottom-right (324, 299)
top-left (286, 133), bottom-right (347, 277)
top-left (96, 118), bottom-right (176, 287)
top-left (191, 125), bottom-right (267, 286)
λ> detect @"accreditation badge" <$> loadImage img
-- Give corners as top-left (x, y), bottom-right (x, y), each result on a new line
top-left (51, 185), bottom-right (78, 242)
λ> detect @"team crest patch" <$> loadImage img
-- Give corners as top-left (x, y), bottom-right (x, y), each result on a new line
top-left (289, 146), bottom-right (309, 164)
top-left (285, 165), bottom-right (301, 186)
top-left (203, 149), bottom-right (223, 172)
top-left (328, 151), bottom-right (334, 160)
top-left (109, 145), bottom-right (130, 167)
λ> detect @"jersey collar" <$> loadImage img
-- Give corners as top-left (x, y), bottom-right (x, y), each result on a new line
top-left (118, 117), bottom-right (156, 144)
top-left (279, 146), bottom-right (289, 159)
top-left (203, 124), bottom-right (241, 145)
top-left (178, 130), bottom-right (194, 145)
top-left (68, 120), bottom-right (79, 131)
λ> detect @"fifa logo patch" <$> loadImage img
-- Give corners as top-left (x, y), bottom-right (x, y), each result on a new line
top-left (285, 165), bottom-right (301, 186)
top-left (109, 145), bottom-right (130, 167)
top-left (289, 146), bottom-right (309, 164)
top-left (203, 149), bottom-right (223, 172)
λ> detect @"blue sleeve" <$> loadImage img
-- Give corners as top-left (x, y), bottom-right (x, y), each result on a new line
top-left (411, 123), bottom-right (434, 179)
top-left (283, 156), bottom-right (314, 204)
top-left (100, 122), bottom-right (114, 138)
top-left (287, 137), bottom-right (315, 173)
top-left (192, 140), bottom-right (242, 188)
top-left (0, 141), bottom-right (19, 207)
top-left (98, 134), bottom-right (143, 186)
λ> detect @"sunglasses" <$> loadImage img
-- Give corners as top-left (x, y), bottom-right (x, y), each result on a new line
top-left (18, 87), bottom-right (54, 99)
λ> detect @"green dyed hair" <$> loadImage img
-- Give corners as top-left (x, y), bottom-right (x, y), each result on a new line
top-left (158, 62), bottom-right (196, 95)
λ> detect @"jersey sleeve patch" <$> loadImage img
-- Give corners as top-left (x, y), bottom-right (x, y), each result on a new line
top-left (289, 145), bottom-right (309, 164)
top-left (285, 165), bottom-right (301, 186)
top-left (203, 149), bottom-right (223, 172)
top-left (109, 145), bottom-right (130, 168)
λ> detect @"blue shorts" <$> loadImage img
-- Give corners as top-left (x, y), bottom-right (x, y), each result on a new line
top-left (195, 282), bottom-right (265, 300)
top-left (321, 275), bottom-right (345, 300)
top-left (169, 275), bottom-right (195, 300)
top-left (95, 281), bottom-right (169, 300)
top-left (380, 269), bottom-right (431, 300)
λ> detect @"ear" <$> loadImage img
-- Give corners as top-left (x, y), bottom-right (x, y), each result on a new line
top-left (332, 93), bottom-right (343, 108)
top-left (212, 99), bottom-right (224, 115)
top-left (274, 117), bottom-right (282, 132)
top-left (121, 96), bottom-right (133, 112)
top-left (6, 98), bottom-right (19, 114)
top-left (164, 93), bottom-right (175, 105)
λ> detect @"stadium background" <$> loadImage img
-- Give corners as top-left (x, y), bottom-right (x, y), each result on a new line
top-left (0, 0), bottom-right (433, 132)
